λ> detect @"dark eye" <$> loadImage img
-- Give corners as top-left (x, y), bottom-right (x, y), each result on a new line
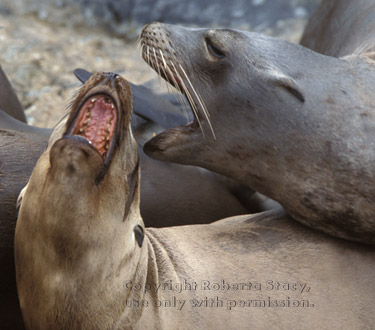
top-left (206, 39), bottom-right (225, 59)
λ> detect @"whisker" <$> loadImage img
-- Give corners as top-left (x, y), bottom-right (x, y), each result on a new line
top-left (152, 47), bottom-right (162, 78)
top-left (162, 56), bottom-right (191, 121)
top-left (173, 68), bottom-right (204, 135)
top-left (178, 64), bottom-right (216, 139)
top-left (170, 62), bottom-right (198, 116)
top-left (140, 40), bottom-right (214, 137)
top-left (140, 42), bottom-right (147, 63)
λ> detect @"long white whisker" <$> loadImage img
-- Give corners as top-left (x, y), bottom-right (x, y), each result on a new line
top-left (173, 72), bottom-right (204, 134)
top-left (159, 49), bottom-right (168, 68)
top-left (163, 58), bottom-right (191, 121)
top-left (170, 61), bottom-right (199, 123)
top-left (178, 64), bottom-right (216, 139)
top-left (152, 47), bottom-right (162, 78)
top-left (157, 51), bottom-right (181, 105)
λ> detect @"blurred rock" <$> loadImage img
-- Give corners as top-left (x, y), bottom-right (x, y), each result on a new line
top-left (1, 0), bottom-right (320, 38)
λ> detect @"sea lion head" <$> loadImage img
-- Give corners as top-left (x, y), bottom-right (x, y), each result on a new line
top-left (15, 72), bottom-right (144, 328)
top-left (141, 22), bottom-right (307, 176)
top-left (140, 22), bottom-right (375, 244)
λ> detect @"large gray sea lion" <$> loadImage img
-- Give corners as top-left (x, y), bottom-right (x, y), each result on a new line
top-left (142, 22), bottom-right (375, 244)
top-left (15, 72), bottom-right (375, 329)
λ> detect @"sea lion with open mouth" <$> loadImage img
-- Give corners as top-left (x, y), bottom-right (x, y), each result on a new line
top-left (141, 22), bottom-right (375, 244)
top-left (1, 68), bottom-right (259, 329)
top-left (14, 72), bottom-right (375, 329)
top-left (0, 66), bottom-right (255, 234)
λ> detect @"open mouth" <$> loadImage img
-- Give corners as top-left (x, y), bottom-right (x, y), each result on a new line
top-left (139, 35), bottom-right (215, 138)
top-left (65, 93), bottom-right (118, 162)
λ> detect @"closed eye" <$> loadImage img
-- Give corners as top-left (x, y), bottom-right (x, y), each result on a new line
top-left (206, 38), bottom-right (225, 59)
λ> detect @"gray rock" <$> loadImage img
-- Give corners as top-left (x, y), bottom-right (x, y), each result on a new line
top-left (1, 0), bottom-right (320, 38)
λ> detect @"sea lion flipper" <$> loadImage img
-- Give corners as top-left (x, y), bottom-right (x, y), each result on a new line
top-left (73, 68), bottom-right (93, 84)
top-left (0, 66), bottom-right (26, 123)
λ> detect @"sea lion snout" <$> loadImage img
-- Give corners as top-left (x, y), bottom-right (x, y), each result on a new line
top-left (49, 136), bottom-right (103, 183)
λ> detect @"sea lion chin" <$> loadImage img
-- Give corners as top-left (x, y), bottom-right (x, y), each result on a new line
top-left (141, 22), bottom-right (375, 244)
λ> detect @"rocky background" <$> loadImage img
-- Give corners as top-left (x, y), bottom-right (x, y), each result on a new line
top-left (0, 0), bottom-right (320, 128)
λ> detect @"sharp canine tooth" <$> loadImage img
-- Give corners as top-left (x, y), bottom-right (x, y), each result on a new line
top-left (91, 98), bottom-right (96, 103)
top-left (111, 104), bottom-right (114, 109)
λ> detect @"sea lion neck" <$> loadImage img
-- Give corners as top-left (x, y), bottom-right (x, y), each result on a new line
top-left (15, 73), bottom-right (147, 329)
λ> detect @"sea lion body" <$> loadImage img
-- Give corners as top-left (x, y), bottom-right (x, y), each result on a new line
top-left (15, 73), bottom-right (375, 329)
top-left (142, 22), bottom-right (375, 244)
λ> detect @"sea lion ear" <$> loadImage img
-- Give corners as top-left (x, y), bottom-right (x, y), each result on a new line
top-left (266, 68), bottom-right (305, 103)
top-left (134, 225), bottom-right (145, 248)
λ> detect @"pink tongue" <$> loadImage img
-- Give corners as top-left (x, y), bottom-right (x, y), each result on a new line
top-left (73, 95), bottom-right (117, 157)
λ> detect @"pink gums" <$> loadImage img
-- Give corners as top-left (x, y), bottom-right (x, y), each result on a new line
top-left (72, 95), bottom-right (117, 158)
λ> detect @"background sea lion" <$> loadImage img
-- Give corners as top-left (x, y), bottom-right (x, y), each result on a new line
top-left (15, 72), bottom-right (375, 329)
top-left (142, 22), bottom-right (375, 244)
top-left (300, 0), bottom-right (375, 57)
top-left (0, 111), bottom-right (50, 330)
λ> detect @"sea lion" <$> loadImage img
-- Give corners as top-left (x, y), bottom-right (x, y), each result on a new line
top-left (0, 71), bottom-right (255, 330)
top-left (141, 22), bottom-right (375, 244)
top-left (300, 0), bottom-right (375, 57)
top-left (0, 65), bottom-right (26, 123)
top-left (15, 72), bottom-right (375, 329)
